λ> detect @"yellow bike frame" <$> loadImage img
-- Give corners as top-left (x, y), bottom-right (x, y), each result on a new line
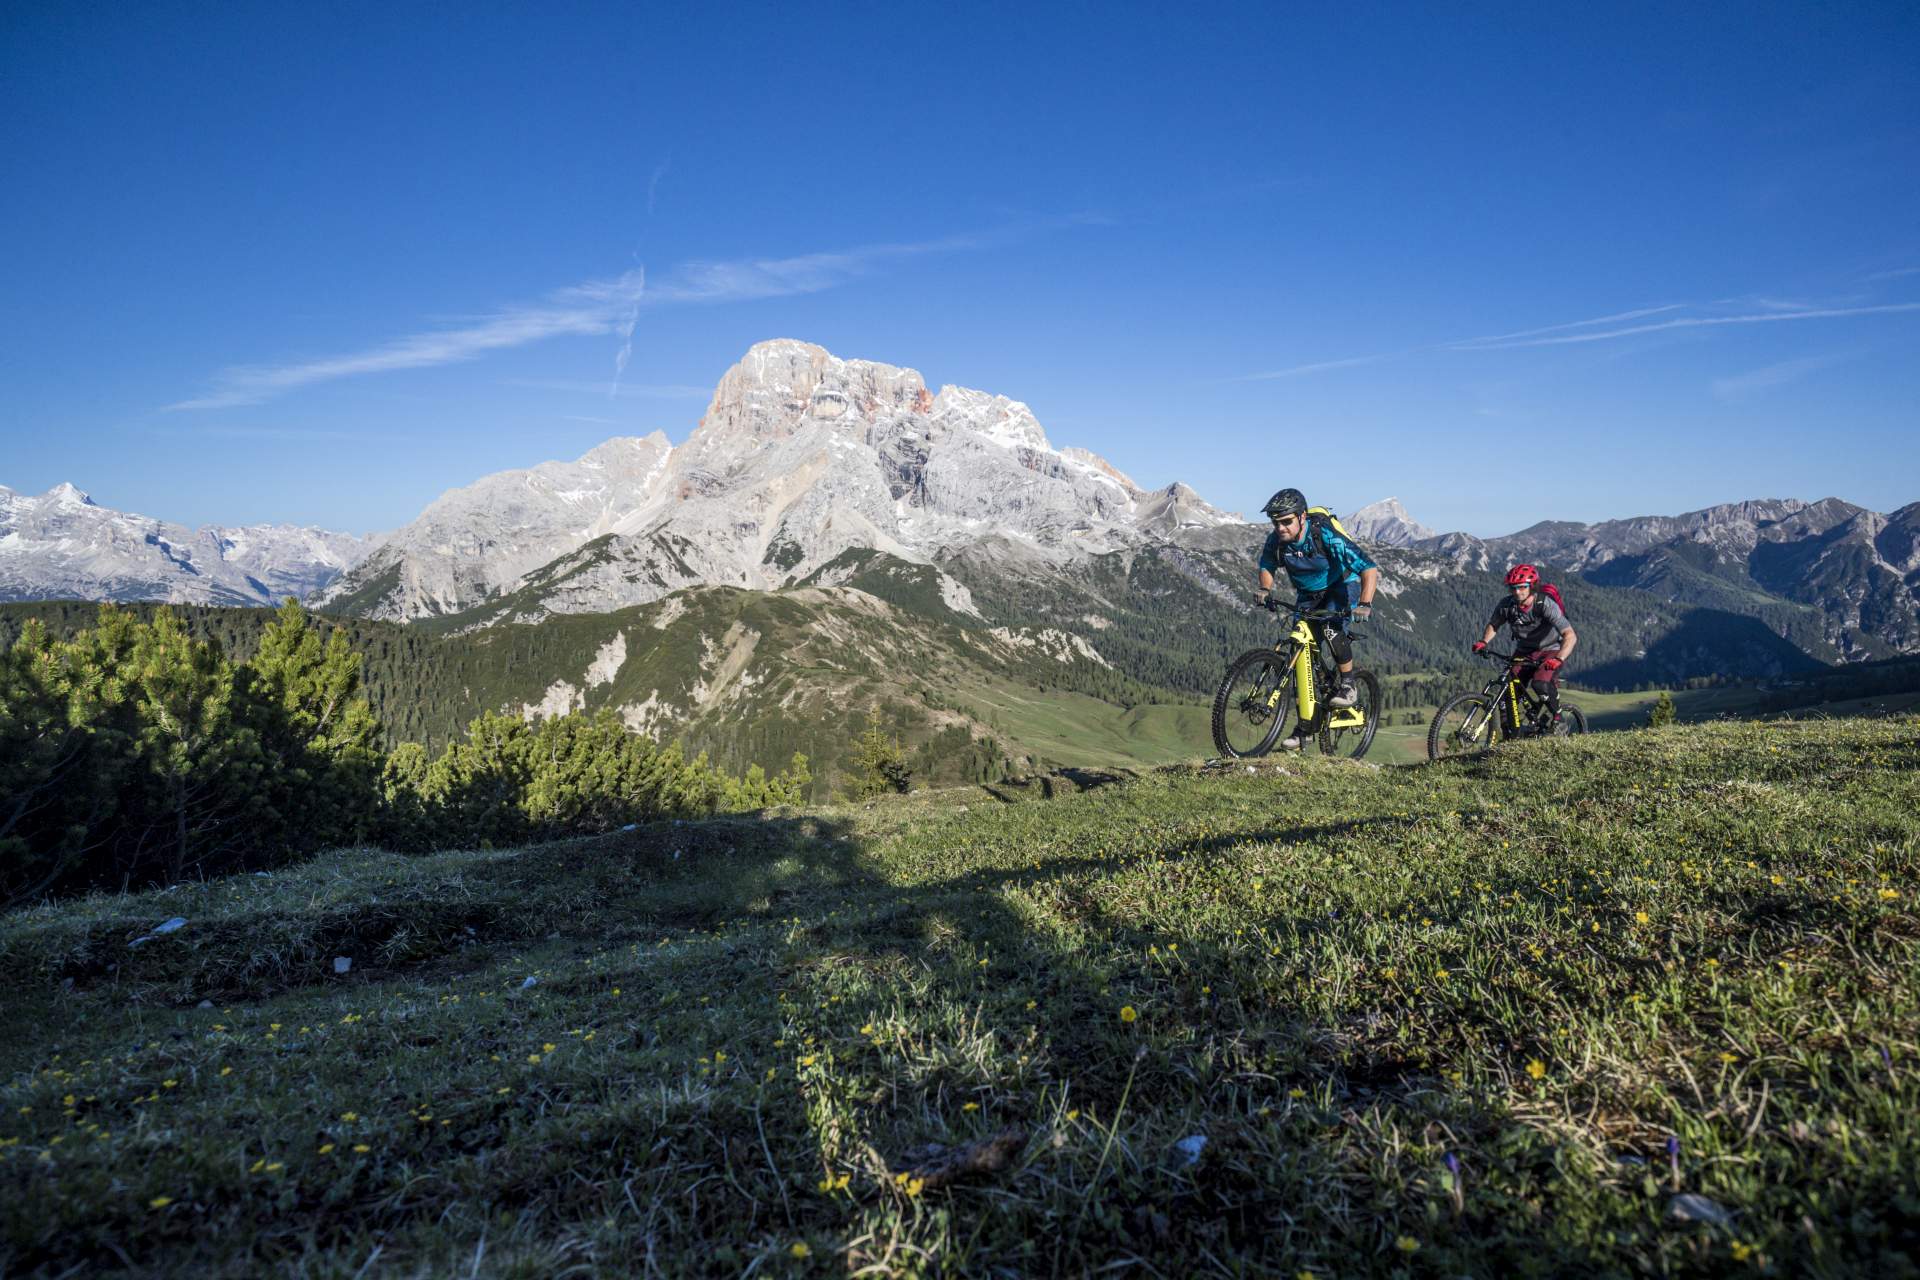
top-left (1265, 614), bottom-right (1366, 730)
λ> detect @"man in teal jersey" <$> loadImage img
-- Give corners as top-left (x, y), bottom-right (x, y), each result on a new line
top-left (1255, 488), bottom-right (1380, 748)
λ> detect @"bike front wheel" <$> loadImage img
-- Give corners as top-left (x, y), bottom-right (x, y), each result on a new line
top-left (1211, 649), bottom-right (1296, 759)
top-left (1550, 703), bottom-right (1588, 738)
top-left (1317, 668), bottom-right (1382, 759)
top-left (1428, 692), bottom-right (1498, 761)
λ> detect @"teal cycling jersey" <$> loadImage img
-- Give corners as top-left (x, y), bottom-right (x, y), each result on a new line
top-left (1258, 520), bottom-right (1377, 594)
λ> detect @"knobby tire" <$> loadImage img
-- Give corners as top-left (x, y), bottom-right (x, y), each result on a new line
top-left (1211, 649), bottom-right (1293, 759)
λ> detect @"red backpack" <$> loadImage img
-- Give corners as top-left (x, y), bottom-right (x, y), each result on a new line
top-left (1539, 582), bottom-right (1566, 615)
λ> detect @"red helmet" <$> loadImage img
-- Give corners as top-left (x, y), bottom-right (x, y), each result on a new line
top-left (1505, 564), bottom-right (1541, 587)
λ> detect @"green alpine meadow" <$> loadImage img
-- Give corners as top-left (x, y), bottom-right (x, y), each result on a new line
top-left (9, 7), bottom-right (1920, 1276)
top-left (4, 717), bottom-right (1916, 1276)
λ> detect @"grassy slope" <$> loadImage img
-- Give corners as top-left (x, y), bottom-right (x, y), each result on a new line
top-left (4, 719), bottom-right (1919, 1277)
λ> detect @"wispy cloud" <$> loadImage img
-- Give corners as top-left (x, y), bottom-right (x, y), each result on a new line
top-left (1448, 304), bottom-right (1690, 349)
top-left (147, 424), bottom-right (414, 441)
top-left (503, 377), bottom-right (710, 400)
top-left (168, 222), bottom-right (1088, 411)
top-left (1450, 300), bottom-right (1920, 351)
top-left (647, 160), bottom-right (670, 216)
top-left (1234, 354), bottom-right (1388, 382)
top-left (1236, 295), bottom-right (1920, 381)
top-left (168, 270), bottom-right (648, 410)
top-left (1711, 351), bottom-right (1855, 400)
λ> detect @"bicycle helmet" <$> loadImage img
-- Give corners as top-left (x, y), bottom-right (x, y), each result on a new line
top-left (1505, 564), bottom-right (1541, 587)
top-left (1261, 488), bottom-right (1308, 520)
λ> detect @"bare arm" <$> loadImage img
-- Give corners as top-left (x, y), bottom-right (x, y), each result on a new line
top-left (1356, 566), bottom-right (1379, 606)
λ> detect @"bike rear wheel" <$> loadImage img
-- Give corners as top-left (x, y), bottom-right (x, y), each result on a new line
top-left (1550, 703), bottom-right (1587, 737)
top-left (1211, 649), bottom-right (1295, 758)
top-left (1428, 692), bottom-right (1497, 760)
top-left (1317, 668), bottom-right (1381, 758)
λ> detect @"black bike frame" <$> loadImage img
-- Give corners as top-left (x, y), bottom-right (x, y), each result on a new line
top-left (1476, 650), bottom-right (1550, 733)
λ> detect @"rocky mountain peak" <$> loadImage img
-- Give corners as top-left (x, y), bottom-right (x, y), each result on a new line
top-left (47, 482), bottom-right (97, 507)
top-left (320, 338), bottom-right (1244, 623)
top-left (695, 339), bottom-right (929, 448)
top-left (1348, 497), bottom-right (1435, 546)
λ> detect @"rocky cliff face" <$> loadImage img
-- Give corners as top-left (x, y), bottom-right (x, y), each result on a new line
top-left (321, 339), bottom-right (1241, 623)
top-left (0, 483), bottom-right (377, 606)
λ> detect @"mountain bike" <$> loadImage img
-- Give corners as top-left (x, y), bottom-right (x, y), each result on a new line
top-left (1211, 604), bottom-right (1381, 759)
top-left (1426, 649), bottom-right (1587, 760)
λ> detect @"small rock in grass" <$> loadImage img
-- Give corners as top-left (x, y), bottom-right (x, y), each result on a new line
top-left (333, 957), bottom-right (353, 975)
top-left (196, 999), bottom-right (214, 1009)
top-left (1668, 1193), bottom-right (1733, 1225)
top-left (521, 976), bottom-right (538, 989)
top-left (892, 1128), bottom-right (1029, 1191)
top-left (1173, 1134), bottom-right (1208, 1166)
top-left (620, 823), bottom-right (638, 832)
top-left (153, 917), bottom-right (187, 934)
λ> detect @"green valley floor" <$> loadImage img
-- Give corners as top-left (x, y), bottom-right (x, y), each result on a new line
top-left (3, 719), bottom-right (1917, 1277)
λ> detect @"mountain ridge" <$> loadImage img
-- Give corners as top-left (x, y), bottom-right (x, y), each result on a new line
top-left (0, 482), bottom-right (379, 607)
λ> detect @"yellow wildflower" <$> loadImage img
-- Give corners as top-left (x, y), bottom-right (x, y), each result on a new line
top-left (148, 1196), bottom-right (173, 1209)
top-left (1119, 1005), bottom-right (1138, 1023)
top-left (1526, 1059), bottom-right (1547, 1080)
top-left (791, 1242), bottom-right (811, 1259)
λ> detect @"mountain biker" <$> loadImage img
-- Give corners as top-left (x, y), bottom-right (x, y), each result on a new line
top-left (1256, 487), bottom-right (1380, 748)
top-left (1474, 564), bottom-right (1578, 727)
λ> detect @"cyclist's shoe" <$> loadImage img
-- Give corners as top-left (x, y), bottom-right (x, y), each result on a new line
top-left (1328, 678), bottom-right (1359, 709)
top-left (1279, 732), bottom-right (1306, 750)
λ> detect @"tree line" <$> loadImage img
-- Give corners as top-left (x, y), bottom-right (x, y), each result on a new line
top-left (0, 602), bottom-right (808, 908)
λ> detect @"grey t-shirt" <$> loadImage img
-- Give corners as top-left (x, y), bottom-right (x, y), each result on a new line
top-left (1490, 593), bottom-right (1570, 652)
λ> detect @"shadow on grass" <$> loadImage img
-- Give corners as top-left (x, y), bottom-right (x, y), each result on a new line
top-left (12, 754), bottom-right (1906, 1278)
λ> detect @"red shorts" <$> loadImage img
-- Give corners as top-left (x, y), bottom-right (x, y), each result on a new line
top-left (1513, 649), bottom-right (1563, 684)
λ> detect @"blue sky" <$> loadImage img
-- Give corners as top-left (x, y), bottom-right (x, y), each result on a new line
top-left (4, 1), bottom-right (1916, 536)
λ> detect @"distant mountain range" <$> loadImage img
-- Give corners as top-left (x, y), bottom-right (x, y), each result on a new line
top-left (0, 482), bottom-right (378, 607)
top-left (6, 339), bottom-right (1917, 731)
